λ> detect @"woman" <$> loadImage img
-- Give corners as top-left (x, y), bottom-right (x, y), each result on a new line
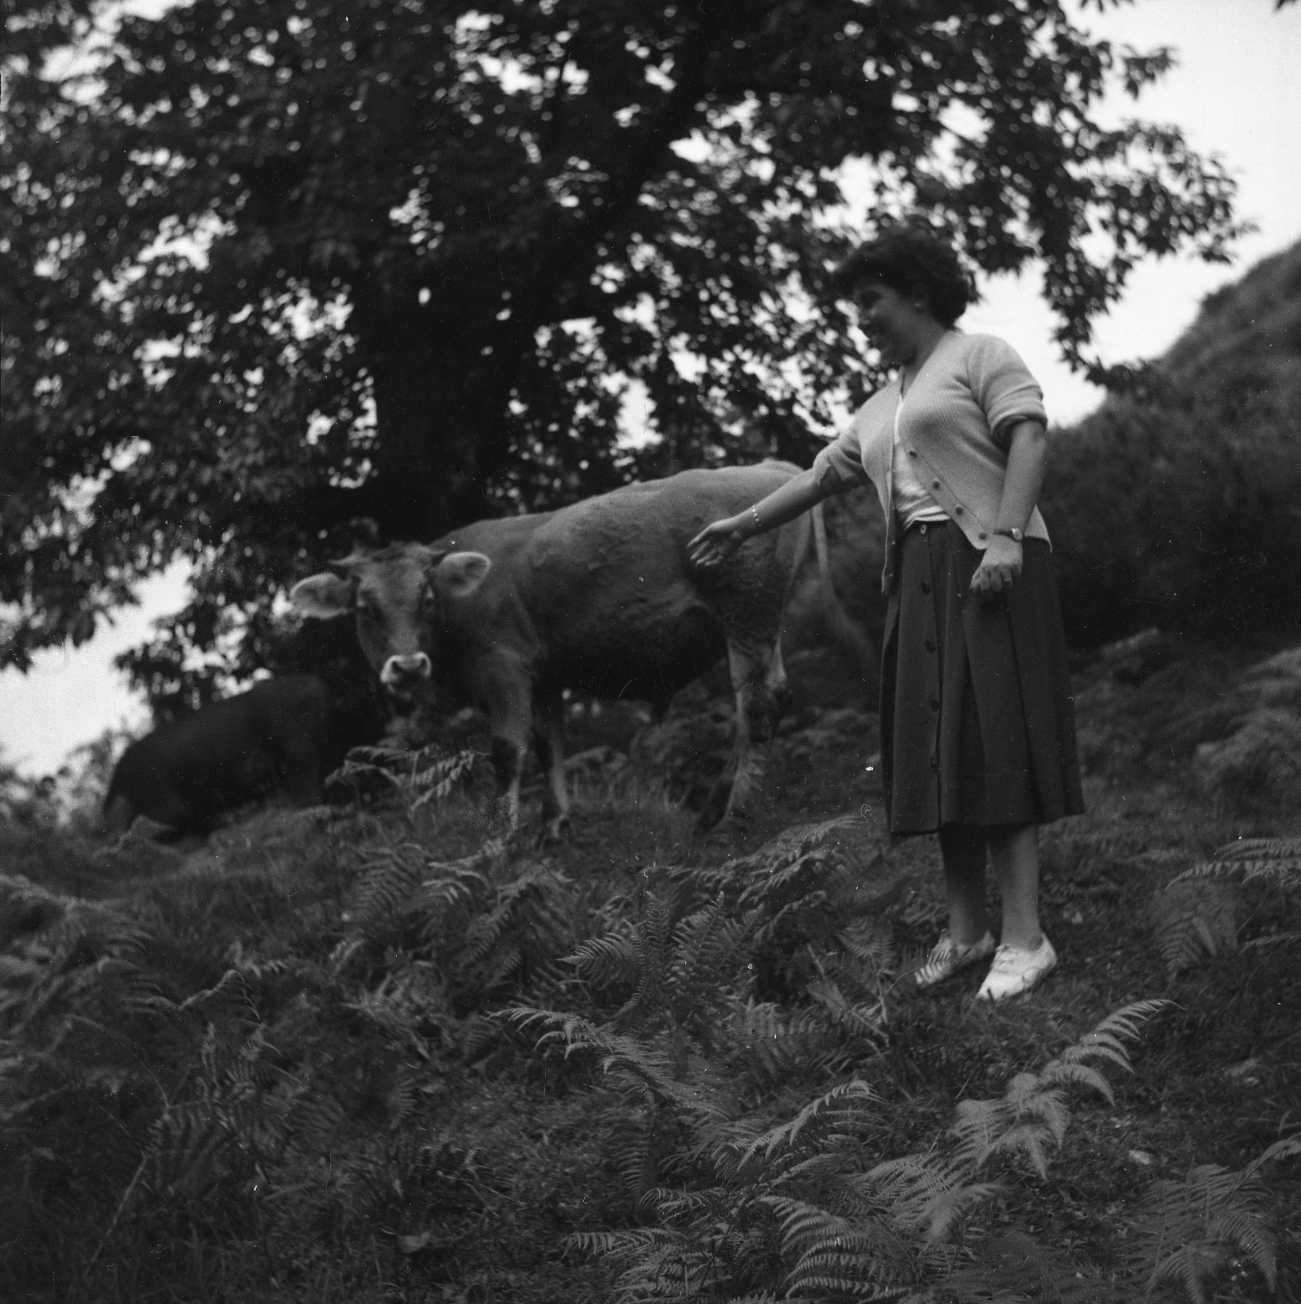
top-left (688, 224), bottom-right (1084, 1001)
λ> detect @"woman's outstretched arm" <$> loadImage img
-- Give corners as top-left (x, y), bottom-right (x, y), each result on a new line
top-left (687, 466), bottom-right (831, 568)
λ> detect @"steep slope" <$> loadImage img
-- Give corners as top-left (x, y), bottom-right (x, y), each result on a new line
top-left (1043, 238), bottom-right (1301, 649)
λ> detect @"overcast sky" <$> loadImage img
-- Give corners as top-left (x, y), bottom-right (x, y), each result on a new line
top-left (3, 0), bottom-right (1300, 777)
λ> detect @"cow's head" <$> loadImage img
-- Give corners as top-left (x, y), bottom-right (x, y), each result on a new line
top-left (290, 543), bottom-right (492, 700)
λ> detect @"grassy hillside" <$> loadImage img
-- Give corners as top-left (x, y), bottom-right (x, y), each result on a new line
top-left (2, 635), bottom-right (1299, 1303)
top-left (5, 241), bottom-right (1301, 1303)
top-left (1043, 238), bottom-right (1301, 650)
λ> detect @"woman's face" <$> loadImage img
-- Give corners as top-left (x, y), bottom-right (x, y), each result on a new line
top-left (852, 279), bottom-right (936, 364)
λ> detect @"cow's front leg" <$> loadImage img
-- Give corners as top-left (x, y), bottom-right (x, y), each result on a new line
top-left (488, 735), bottom-right (527, 836)
top-left (484, 679), bottom-right (534, 839)
top-left (532, 689), bottom-right (570, 843)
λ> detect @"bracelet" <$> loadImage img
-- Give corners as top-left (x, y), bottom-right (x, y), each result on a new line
top-left (749, 505), bottom-right (762, 533)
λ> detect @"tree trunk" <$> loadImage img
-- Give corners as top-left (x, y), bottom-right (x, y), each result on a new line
top-left (357, 300), bottom-right (517, 541)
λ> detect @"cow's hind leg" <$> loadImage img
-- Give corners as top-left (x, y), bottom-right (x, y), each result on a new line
top-left (699, 636), bottom-right (785, 831)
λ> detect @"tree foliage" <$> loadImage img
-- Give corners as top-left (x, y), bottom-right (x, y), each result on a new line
top-left (2, 0), bottom-right (1249, 683)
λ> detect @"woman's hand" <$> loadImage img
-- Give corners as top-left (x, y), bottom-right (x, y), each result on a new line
top-left (970, 535), bottom-right (1022, 596)
top-left (688, 516), bottom-right (748, 568)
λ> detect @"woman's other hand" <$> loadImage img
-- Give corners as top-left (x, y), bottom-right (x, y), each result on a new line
top-left (688, 516), bottom-right (747, 568)
top-left (970, 535), bottom-right (1022, 596)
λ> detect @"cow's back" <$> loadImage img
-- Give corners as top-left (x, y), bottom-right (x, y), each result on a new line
top-left (102, 675), bottom-right (330, 833)
top-left (501, 462), bottom-right (806, 700)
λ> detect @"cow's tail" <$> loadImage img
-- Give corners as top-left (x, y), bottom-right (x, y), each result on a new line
top-left (809, 503), bottom-right (879, 689)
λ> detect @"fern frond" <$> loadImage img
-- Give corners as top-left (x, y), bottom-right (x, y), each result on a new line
top-left (834, 920), bottom-right (897, 972)
top-left (409, 747), bottom-right (481, 806)
top-left (629, 891), bottom-right (675, 1017)
top-left (502, 1004), bottom-right (608, 1057)
top-left (1245, 1132), bottom-right (1301, 1173)
top-left (949, 1096), bottom-right (1009, 1175)
top-left (736, 1078), bottom-right (877, 1167)
top-left (805, 979), bottom-right (888, 1044)
top-left (1151, 876), bottom-right (1242, 976)
top-left (1036, 1059), bottom-right (1117, 1105)
top-left (566, 924), bottom-right (641, 989)
top-left (1062, 998), bottom-right (1170, 1073)
top-left (668, 896), bottom-right (756, 1002)
top-left (1000, 1073), bottom-right (1071, 1136)
top-left (607, 1106), bottom-right (660, 1208)
top-left (178, 967), bottom-right (258, 1024)
top-left (933, 1228), bottom-right (1100, 1304)
top-left (764, 1194), bottom-right (854, 1251)
top-left (1244, 929), bottom-right (1301, 951)
top-left (867, 1153), bottom-right (971, 1235)
top-left (1126, 1156), bottom-right (1281, 1303)
top-left (286, 1086), bottom-right (347, 1155)
top-left (503, 1004), bottom-right (731, 1118)
top-left (346, 846), bottom-right (425, 938)
top-left (987, 1121), bottom-right (1058, 1180)
top-left (921, 1179), bottom-right (1006, 1243)
top-left (415, 863), bottom-right (485, 915)
top-left (640, 1184), bottom-right (731, 1224)
top-left (567, 1226), bottom-right (682, 1260)
top-left (1175, 835), bottom-right (1301, 888)
top-left (1083, 998), bottom-right (1172, 1045)
top-left (569, 1225), bottom-right (722, 1300)
top-left (145, 1101), bottom-right (233, 1198)
top-left (728, 998), bottom-right (857, 1082)
top-left (1209, 835), bottom-right (1301, 860)
top-left (731, 818), bottom-right (859, 909)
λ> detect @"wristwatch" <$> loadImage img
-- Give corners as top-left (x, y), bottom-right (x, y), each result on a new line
top-left (995, 527), bottom-right (1025, 542)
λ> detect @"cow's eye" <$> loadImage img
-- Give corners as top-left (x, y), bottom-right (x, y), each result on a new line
top-left (358, 601), bottom-right (382, 626)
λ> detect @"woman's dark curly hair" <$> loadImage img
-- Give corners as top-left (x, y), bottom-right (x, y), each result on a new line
top-left (831, 224), bottom-right (975, 327)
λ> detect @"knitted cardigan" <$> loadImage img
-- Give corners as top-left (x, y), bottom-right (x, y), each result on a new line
top-left (811, 330), bottom-right (1050, 593)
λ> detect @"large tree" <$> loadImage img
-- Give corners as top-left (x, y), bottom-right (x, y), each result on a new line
top-left (1, 0), bottom-right (1246, 687)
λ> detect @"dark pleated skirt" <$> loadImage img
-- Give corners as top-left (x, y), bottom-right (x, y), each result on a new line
top-left (879, 520), bottom-right (1085, 835)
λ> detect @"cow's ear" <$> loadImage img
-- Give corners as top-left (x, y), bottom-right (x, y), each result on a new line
top-left (434, 551), bottom-right (492, 599)
top-left (290, 573), bottom-right (355, 619)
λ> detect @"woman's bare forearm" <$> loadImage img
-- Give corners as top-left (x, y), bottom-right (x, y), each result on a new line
top-left (734, 467), bottom-right (831, 537)
top-left (995, 419), bottom-right (1047, 532)
top-left (688, 466), bottom-right (832, 566)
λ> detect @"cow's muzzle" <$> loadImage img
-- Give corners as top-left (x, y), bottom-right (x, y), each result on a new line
top-left (380, 653), bottom-right (433, 696)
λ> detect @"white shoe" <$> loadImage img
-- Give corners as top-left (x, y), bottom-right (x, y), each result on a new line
top-left (915, 931), bottom-right (996, 989)
top-left (977, 936), bottom-right (1058, 1001)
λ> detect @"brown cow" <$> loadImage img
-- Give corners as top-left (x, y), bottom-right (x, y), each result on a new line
top-left (102, 674), bottom-right (332, 837)
top-left (290, 463), bottom-right (839, 838)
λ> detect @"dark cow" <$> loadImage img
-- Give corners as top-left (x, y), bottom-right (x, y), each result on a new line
top-left (102, 674), bottom-right (331, 836)
top-left (290, 462), bottom-right (832, 838)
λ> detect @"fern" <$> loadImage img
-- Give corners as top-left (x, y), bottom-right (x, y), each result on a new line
top-left (729, 998), bottom-right (855, 1081)
top-left (509, 887), bottom-right (1175, 1303)
top-left (1175, 835), bottom-right (1301, 890)
top-left (929, 1228), bottom-right (1101, 1303)
top-left (457, 860), bottom-right (574, 996)
top-left (568, 920), bottom-right (642, 990)
top-left (341, 841), bottom-right (431, 943)
top-left (734, 1079), bottom-right (878, 1168)
top-left (1153, 836), bottom-right (1301, 974)
top-left (948, 1001), bottom-right (1169, 1181)
top-left (331, 743), bottom-right (482, 810)
top-left (1124, 1138), bottom-right (1298, 1303)
top-left (409, 746), bottom-right (482, 808)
